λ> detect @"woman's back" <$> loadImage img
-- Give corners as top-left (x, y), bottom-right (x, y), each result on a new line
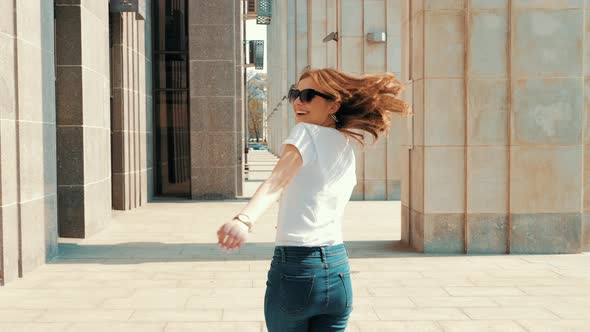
top-left (276, 122), bottom-right (356, 247)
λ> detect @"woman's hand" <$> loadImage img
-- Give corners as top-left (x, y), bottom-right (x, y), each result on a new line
top-left (217, 220), bottom-right (249, 252)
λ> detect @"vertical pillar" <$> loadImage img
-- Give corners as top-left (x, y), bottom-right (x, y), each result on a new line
top-left (189, 0), bottom-right (238, 199)
top-left (55, 1), bottom-right (111, 237)
top-left (402, 0), bottom-right (585, 254)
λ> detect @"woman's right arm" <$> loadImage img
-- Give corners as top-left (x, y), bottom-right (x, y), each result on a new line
top-left (217, 144), bottom-right (303, 250)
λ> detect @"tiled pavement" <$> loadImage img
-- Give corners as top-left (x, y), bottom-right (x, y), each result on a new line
top-left (1, 151), bottom-right (589, 332)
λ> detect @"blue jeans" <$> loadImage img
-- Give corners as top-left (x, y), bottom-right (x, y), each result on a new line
top-left (264, 244), bottom-right (353, 332)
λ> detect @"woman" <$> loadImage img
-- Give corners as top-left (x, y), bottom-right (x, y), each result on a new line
top-left (217, 68), bottom-right (410, 331)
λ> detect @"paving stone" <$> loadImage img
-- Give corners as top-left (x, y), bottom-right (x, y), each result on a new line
top-left (0, 323), bottom-right (70, 332)
top-left (129, 309), bottom-right (222, 322)
top-left (373, 308), bottom-right (470, 320)
top-left (165, 322), bottom-right (263, 332)
top-left (438, 320), bottom-right (526, 332)
top-left (351, 321), bottom-right (443, 331)
top-left (463, 307), bottom-right (559, 320)
top-left (0, 310), bottom-right (44, 322)
top-left (518, 320), bottom-right (590, 332)
top-left (36, 310), bottom-right (133, 322)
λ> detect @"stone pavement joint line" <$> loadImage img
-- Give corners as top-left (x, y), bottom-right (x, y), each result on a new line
top-left (0, 151), bottom-right (589, 331)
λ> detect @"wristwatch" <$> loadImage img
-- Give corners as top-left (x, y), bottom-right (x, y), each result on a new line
top-left (233, 213), bottom-right (253, 232)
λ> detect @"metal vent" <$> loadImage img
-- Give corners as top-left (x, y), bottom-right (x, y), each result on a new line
top-left (249, 40), bottom-right (264, 69)
top-left (256, 0), bottom-right (271, 25)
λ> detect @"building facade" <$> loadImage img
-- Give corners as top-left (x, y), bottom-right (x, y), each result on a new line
top-left (0, 0), bottom-right (245, 285)
top-left (267, 0), bottom-right (590, 254)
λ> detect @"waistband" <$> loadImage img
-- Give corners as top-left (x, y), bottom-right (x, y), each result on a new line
top-left (273, 244), bottom-right (347, 263)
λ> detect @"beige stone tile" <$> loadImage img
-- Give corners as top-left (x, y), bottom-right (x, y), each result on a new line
top-left (423, 80), bottom-right (465, 146)
top-left (101, 289), bottom-right (201, 309)
top-left (0, 323), bottom-right (69, 332)
top-left (423, 146), bottom-right (465, 213)
top-left (0, 297), bottom-right (103, 309)
top-left (438, 320), bottom-right (526, 332)
top-left (65, 323), bottom-right (165, 332)
top-left (471, 278), bottom-right (574, 287)
top-left (213, 272), bottom-right (267, 280)
top-left (348, 305), bottom-right (380, 321)
top-left (368, 287), bottom-right (448, 297)
top-left (424, 11), bottom-right (465, 78)
top-left (467, 147), bottom-right (508, 213)
top-left (520, 287), bottom-right (590, 296)
top-left (178, 279), bottom-right (252, 288)
top-left (463, 307), bottom-right (559, 320)
top-left (510, 146), bottom-right (582, 214)
top-left (83, 272), bottom-right (157, 281)
top-left (222, 309), bottom-right (264, 322)
top-left (373, 307), bottom-right (469, 320)
top-left (353, 271), bottom-right (424, 279)
top-left (186, 296), bottom-right (263, 310)
top-left (421, 271), bottom-right (491, 279)
top-left (411, 296), bottom-right (497, 308)
top-left (517, 320), bottom-right (590, 332)
top-left (400, 278), bottom-right (476, 287)
top-left (445, 287), bottom-right (525, 296)
top-left (0, 288), bottom-right (132, 299)
top-left (492, 296), bottom-right (567, 307)
top-left (212, 288), bottom-right (265, 298)
top-left (101, 280), bottom-right (180, 289)
top-left (0, 310), bottom-right (43, 322)
top-left (544, 305), bottom-right (590, 319)
top-left (129, 309), bottom-right (222, 322)
top-left (36, 310), bottom-right (133, 322)
top-left (352, 296), bottom-right (416, 308)
top-left (560, 296), bottom-right (590, 306)
top-left (351, 321), bottom-right (442, 331)
top-left (165, 322), bottom-right (263, 332)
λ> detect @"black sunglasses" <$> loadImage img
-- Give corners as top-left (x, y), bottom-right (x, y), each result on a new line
top-left (288, 86), bottom-right (333, 104)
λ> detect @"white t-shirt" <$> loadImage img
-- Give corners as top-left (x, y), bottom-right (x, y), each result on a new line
top-left (275, 122), bottom-right (357, 247)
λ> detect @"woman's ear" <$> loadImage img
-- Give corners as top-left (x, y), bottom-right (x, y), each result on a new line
top-left (330, 102), bottom-right (341, 114)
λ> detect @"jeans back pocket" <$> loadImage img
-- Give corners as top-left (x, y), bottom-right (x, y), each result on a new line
top-left (339, 272), bottom-right (353, 308)
top-left (278, 274), bottom-right (315, 314)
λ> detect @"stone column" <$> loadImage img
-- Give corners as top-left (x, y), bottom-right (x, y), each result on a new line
top-left (55, 1), bottom-right (111, 237)
top-left (189, 0), bottom-right (238, 199)
top-left (1, 0), bottom-right (58, 283)
top-left (110, 8), bottom-right (152, 210)
top-left (402, 0), bottom-right (587, 254)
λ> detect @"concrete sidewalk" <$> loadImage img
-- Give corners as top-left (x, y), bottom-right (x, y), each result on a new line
top-left (0, 151), bottom-right (589, 332)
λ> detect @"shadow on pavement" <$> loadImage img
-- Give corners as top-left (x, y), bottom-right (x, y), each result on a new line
top-left (52, 240), bottom-right (427, 264)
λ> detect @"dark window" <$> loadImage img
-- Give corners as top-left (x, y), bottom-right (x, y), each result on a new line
top-left (152, 0), bottom-right (191, 197)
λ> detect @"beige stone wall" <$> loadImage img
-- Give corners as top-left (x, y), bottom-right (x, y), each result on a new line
top-left (111, 10), bottom-right (153, 210)
top-left (0, 1), bottom-right (57, 284)
top-left (55, 1), bottom-right (111, 237)
top-left (402, 0), bottom-right (587, 254)
top-left (267, 0), bottom-right (404, 201)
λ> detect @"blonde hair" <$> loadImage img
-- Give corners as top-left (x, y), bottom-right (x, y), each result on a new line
top-left (299, 68), bottom-right (411, 145)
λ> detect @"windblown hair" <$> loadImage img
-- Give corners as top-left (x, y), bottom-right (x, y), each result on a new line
top-left (299, 68), bottom-right (411, 145)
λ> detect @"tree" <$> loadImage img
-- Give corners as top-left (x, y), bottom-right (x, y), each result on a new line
top-left (247, 73), bottom-right (267, 142)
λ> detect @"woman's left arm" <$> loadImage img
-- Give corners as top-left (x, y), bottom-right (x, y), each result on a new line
top-left (217, 144), bottom-right (303, 251)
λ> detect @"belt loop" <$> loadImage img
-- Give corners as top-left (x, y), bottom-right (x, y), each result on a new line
top-left (280, 247), bottom-right (286, 263)
top-left (320, 247), bottom-right (327, 264)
